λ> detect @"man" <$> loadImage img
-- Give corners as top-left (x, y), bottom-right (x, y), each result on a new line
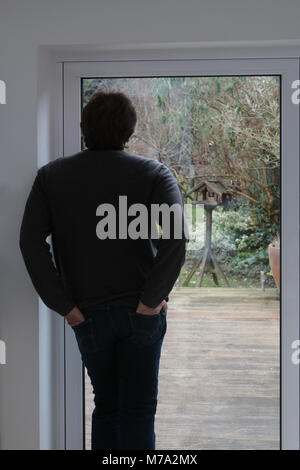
top-left (19, 89), bottom-right (188, 450)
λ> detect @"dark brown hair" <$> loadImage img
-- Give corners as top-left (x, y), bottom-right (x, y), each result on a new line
top-left (80, 89), bottom-right (137, 150)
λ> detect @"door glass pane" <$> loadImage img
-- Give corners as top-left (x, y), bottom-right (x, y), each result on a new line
top-left (81, 76), bottom-right (280, 450)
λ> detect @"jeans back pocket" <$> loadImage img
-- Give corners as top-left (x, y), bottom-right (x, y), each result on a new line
top-left (72, 317), bottom-right (99, 354)
top-left (128, 309), bottom-right (167, 347)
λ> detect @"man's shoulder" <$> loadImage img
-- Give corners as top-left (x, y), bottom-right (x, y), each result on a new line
top-left (38, 150), bottom-right (168, 180)
top-left (121, 150), bottom-right (167, 177)
top-left (124, 151), bottom-right (172, 175)
top-left (38, 152), bottom-right (83, 176)
top-left (122, 150), bottom-right (161, 166)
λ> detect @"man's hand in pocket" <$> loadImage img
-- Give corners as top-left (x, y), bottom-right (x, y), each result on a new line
top-left (136, 299), bottom-right (168, 316)
top-left (65, 306), bottom-right (85, 327)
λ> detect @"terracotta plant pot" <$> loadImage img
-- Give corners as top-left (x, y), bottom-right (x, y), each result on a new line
top-left (268, 243), bottom-right (280, 291)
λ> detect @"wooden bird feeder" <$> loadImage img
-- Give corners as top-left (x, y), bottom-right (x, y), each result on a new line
top-left (183, 179), bottom-right (232, 287)
top-left (198, 179), bottom-right (232, 207)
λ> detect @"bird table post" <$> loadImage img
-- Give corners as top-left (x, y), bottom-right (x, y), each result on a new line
top-left (183, 179), bottom-right (231, 287)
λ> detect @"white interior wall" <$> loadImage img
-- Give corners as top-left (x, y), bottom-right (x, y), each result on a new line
top-left (1, 0), bottom-right (300, 449)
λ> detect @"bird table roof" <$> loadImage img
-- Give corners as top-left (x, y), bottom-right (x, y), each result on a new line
top-left (198, 180), bottom-right (228, 196)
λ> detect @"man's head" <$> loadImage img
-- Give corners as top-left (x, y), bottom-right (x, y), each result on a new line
top-left (80, 89), bottom-right (137, 151)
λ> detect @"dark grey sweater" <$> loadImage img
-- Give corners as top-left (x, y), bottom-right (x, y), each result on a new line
top-left (19, 149), bottom-right (187, 316)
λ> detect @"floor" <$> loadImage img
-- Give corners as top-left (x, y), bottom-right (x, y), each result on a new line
top-left (84, 287), bottom-right (280, 450)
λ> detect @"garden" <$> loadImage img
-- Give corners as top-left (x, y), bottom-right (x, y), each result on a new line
top-left (82, 75), bottom-right (280, 289)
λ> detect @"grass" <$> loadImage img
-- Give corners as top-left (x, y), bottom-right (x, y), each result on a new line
top-left (179, 257), bottom-right (277, 289)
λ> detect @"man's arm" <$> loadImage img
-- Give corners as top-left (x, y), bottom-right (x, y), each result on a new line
top-left (139, 164), bottom-right (188, 310)
top-left (19, 168), bottom-right (76, 317)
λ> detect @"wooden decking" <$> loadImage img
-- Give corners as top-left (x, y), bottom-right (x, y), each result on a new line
top-left (85, 287), bottom-right (280, 450)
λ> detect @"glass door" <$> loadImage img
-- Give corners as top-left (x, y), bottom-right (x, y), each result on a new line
top-left (63, 58), bottom-right (299, 450)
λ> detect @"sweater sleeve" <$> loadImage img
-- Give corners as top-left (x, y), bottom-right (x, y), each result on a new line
top-left (19, 168), bottom-right (76, 316)
top-left (140, 164), bottom-right (189, 308)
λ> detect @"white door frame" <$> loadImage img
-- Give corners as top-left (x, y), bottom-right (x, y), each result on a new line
top-left (61, 57), bottom-right (300, 450)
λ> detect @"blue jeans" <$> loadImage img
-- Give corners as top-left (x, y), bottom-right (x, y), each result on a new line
top-left (71, 304), bottom-right (167, 450)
